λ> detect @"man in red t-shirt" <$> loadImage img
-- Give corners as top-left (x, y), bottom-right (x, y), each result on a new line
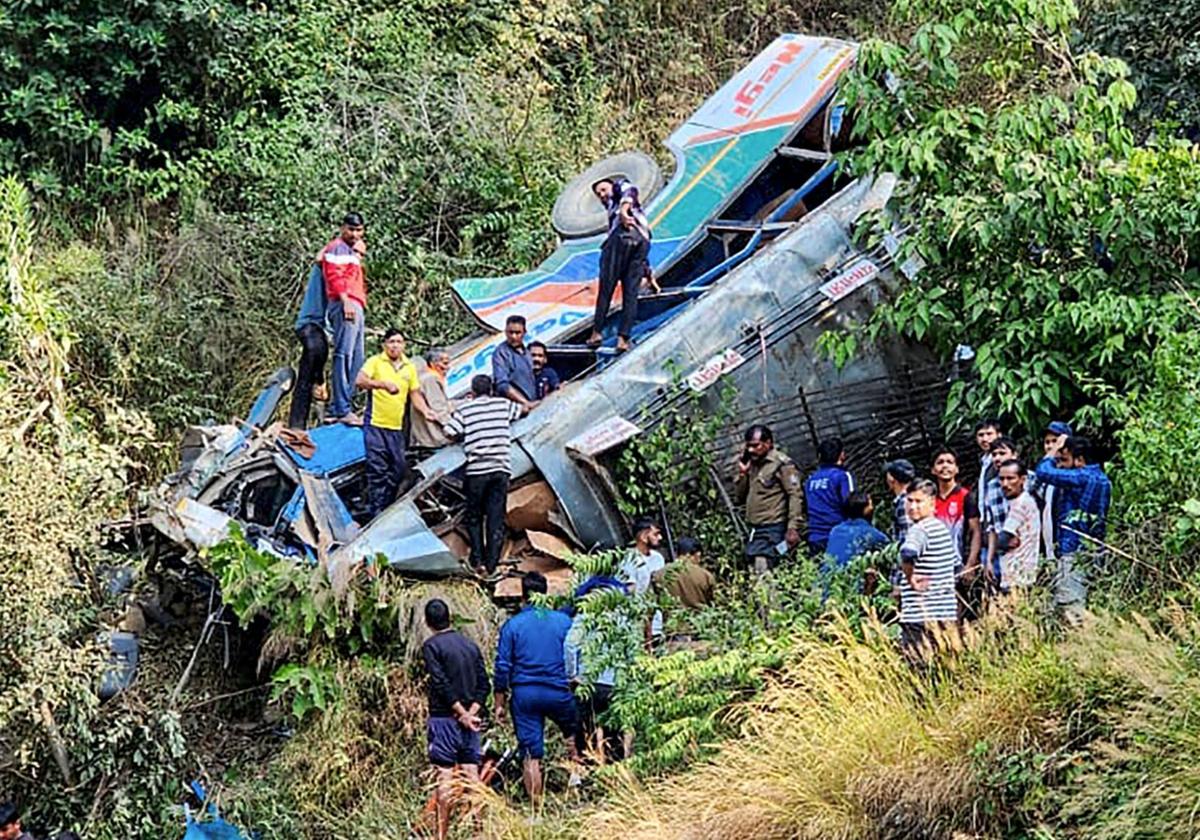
top-left (321, 212), bottom-right (368, 423)
top-left (930, 447), bottom-right (983, 618)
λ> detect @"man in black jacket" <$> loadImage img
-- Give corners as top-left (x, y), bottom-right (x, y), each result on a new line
top-left (421, 599), bottom-right (490, 840)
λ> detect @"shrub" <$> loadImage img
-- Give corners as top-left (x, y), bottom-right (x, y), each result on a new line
top-left (583, 606), bottom-right (1187, 839)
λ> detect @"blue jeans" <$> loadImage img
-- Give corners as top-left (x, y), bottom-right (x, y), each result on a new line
top-left (326, 299), bottom-right (364, 417)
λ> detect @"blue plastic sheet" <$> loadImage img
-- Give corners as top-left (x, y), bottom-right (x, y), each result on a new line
top-left (281, 423), bottom-right (365, 475)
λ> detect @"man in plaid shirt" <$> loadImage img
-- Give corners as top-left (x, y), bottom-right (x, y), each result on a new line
top-left (1035, 435), bottom-right (1112, 621)
top-left (885, 459), bottom-right (916, 544)
top-left (980, 437), bottom-right (1020, 584)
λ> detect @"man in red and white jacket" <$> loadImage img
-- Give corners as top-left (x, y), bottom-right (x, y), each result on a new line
top-left (321, 212), bottom-right (368, 423)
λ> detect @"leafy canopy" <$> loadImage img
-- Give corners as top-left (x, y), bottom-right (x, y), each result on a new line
top-left (831, 0), bottom-right (1200, 434)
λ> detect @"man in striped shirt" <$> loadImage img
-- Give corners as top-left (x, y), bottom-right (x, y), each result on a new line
top-left (443, 374), bottom-right (523, 575)
top-left (899, 478), bottom-right (960, 663)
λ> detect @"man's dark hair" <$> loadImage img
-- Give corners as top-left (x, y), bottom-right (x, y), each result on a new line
top-left (343, 211), bottom-right (365, 227)
top-left (817, 437), bottom-right (844, 466)
top-left (932, 445), bottom-right (959, 466)
top-left (424, 598), bottom-right (451, 631)
top-left (0, 801), bottom-right (18, 828)
top-left (845, 490), bottom-right (871, 519)
top-left (974, 417), bottom-right (1003, 435)
top-left (1062, 435), bottom-right (1094, 463)
top-left (522, 571), bottom-right (548, 599)
top-left (998, 458), bottom-right (1026, 476)
top-left (591, 177), bottom-right (615, 193)
top-left (505, 314), bottom-right (527, 328)
top-left (529, 340), bottom-right (547, 353)
top-left (632, 516), bottom-right (658, 537)
top-left (675, 536), bottom-right (700, 555)
top-left (990, 435), bottom-right (1019, 455)
top-left (884, 459), bottom-right (916, 485)
top-left (744, 424), bottom-right (773, 443)
top-left (383, 327), bottom-right (403, 341)
top-left (470, 374), bottom-right (493, 397)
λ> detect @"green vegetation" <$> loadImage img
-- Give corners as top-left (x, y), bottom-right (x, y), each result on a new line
top-left (823, 0), bottom-right (1200, 435)
top-left (5, 0), bottom-right (1200, 835)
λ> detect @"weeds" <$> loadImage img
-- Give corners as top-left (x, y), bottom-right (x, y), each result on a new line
top-left (582, 602), bottom-right (1199, 840)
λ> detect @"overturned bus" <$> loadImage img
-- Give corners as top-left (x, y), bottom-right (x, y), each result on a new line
top-left (142, 34), bottom-right (946, 593)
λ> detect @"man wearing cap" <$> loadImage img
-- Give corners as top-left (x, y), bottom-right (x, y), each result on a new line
top-left (1035, 434), bottom-right (1112, 620)
top-left (0, 801), bottom-right (33, 840)
top-left (1029, 421), bottom-right (1073, 562)
top-left (884, 459), bottom-right (916, 544)
top-left (321, 212), bottom-right (368, 424)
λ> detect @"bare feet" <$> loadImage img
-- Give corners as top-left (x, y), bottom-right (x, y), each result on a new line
top-left (616, 337), bottom-right (631, 352)
top-left (586, 331), bottom-right (603, 349)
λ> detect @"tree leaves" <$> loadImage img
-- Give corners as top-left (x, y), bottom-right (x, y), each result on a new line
top-left (839, 0), bottom-right (1200, 434)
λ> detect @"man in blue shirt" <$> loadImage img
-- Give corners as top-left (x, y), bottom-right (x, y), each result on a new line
top-left (804, 437), bottom-right (855, 554)
top-left (529, 340), bottom-right (561, 399)
top-left (824, 491), bottom-right (890, 570)
top-left (491, 315), bottom-right (539, 412)
top-left (288, 263), bottom-right (329, 429)
top-left (493, 572), bottom-right (579, 805)
top-left (1034, 435), bottom-right (1112, 621)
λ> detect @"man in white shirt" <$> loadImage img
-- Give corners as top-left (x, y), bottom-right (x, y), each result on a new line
top-left (997, 459), bottom-right (1042, 592)
top-left (618, 516), bottom-right (666, 646)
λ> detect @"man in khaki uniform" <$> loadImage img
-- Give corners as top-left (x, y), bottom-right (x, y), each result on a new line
top-left (733, 424), bottom-right (804, 575)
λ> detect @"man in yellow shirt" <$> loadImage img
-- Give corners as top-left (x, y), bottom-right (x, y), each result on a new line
top-left (355, 329), bottom-right (435, 520)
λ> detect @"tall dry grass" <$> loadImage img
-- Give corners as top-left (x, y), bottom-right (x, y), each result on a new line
top-left (580, 605), bottom-right (1187, 840)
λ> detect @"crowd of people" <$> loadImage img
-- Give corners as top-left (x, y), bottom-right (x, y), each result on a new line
top-left (290, 215), bottom-right (566, 571)
top-left (415, 413), bottom-right (1114, 832)
top-left (419, 524), bottom-right (712, 838)
top-left (290, 180), bottom-right (651, 562)
top-left (733, 418), bottom-right (1113, 657)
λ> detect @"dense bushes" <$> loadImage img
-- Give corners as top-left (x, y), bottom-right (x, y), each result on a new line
top-left (828, 0), bottom-right (1200, 437)
top-left (584, 606), bottom-right (1200, 840)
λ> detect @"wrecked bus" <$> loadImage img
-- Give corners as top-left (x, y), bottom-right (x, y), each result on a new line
top-left (141, 34), bottom-right (945, 594)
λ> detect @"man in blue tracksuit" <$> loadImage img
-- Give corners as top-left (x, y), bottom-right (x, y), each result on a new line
top-left (288, 263), bottom-right (329, 429)
top-left (493, 572), bottom-right (579, 805)
top-left (804, 437), bottom-right (856, 555)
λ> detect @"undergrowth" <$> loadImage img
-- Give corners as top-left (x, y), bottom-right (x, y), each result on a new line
top-left (583, 602), bottom-right (1200, 839)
